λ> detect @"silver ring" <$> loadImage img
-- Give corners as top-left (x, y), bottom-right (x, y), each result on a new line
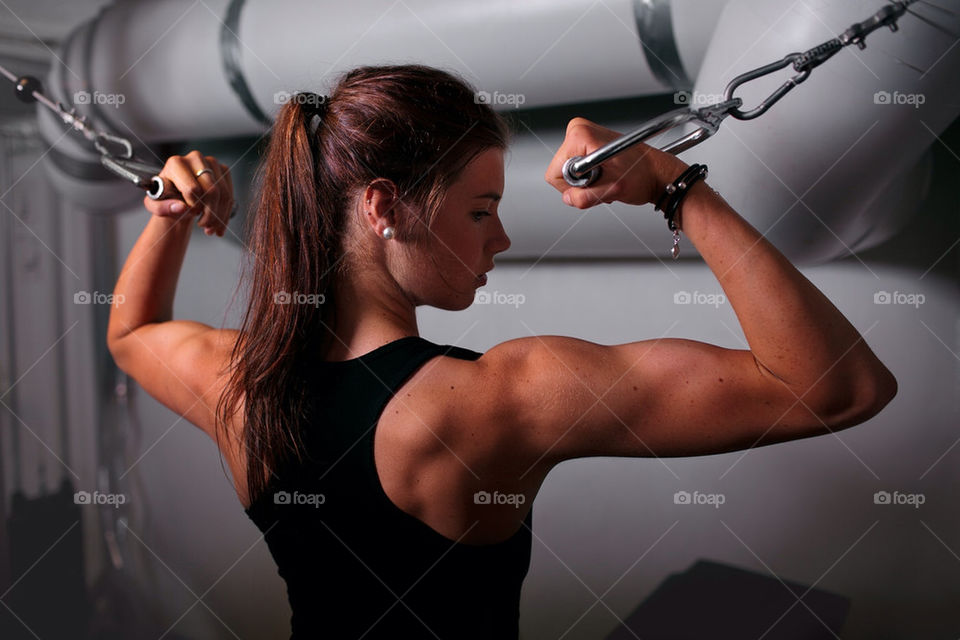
top-left (195, 168), bottom-right (213, 179)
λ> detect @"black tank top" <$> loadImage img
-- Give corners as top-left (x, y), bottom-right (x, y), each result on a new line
top-left (244, 335), bottom-right (533, 639)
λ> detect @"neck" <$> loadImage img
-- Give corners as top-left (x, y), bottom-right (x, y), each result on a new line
top-left (324, 268), bottom-right (419, 361)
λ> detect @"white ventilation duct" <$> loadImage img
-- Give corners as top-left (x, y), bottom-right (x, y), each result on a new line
top-left (35, 0), bottom-right (960, 263)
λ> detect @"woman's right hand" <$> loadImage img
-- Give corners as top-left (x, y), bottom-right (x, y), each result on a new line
top-left (544, 117), bottom-right (688, 210)
top-left (144, 150), bottom-right (235, 237)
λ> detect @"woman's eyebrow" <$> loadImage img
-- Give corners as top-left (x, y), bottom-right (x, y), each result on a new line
top-left (473, 192), bottom-right (502, 201)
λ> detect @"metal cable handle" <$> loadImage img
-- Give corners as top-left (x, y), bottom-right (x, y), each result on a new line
top-left (561, 100), bottom-right (739, 187)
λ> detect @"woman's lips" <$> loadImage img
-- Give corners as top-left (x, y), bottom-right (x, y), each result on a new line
top-left (476, 264), bottom-right (493, 285)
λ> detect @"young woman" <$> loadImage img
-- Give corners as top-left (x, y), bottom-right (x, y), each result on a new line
top-left (106, 64), bottom-right (897, 639)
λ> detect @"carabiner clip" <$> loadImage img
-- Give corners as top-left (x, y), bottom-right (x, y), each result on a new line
top-left (723, 54), bottom-right (811, 121)
top-left (92, 130), bottom-right (172, 199)
top-left (562, 100), bottom-right (741, 187)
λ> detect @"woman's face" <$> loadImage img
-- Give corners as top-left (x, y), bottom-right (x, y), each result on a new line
top-left (403, 147), bottom-right (511, 310)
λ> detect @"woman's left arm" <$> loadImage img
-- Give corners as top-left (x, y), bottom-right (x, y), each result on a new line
top-left (106, 151), bottom-right (238, 439)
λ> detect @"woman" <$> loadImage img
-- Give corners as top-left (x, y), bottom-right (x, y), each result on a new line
top-left (106, 65), bottom-right (897, 639)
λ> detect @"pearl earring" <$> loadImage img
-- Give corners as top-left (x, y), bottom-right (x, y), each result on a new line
top-left (382, 226), bottom-right (395, 240)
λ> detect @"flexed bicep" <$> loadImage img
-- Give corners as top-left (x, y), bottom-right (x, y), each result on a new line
top-left (480, 335), bottom-right (892, 467)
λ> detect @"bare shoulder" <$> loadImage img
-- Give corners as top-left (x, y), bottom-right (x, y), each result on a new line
top-left (375, 345), bottom-right (548, 542)
top-left (375, 341), bottom-right (562, 488)
top-left (391, 335), bottom-right (625, 464)
top-left (394, 337), bottom-right (583, 475)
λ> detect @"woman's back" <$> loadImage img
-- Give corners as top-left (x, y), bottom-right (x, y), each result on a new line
top-left (243, 335), bottom-right (535, 639)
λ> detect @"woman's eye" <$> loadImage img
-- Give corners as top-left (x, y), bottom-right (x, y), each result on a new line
top-left (472, 211), bottom-right (491, 222)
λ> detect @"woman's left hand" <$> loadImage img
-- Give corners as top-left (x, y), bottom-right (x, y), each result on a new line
top-left (144, 150), bottom-right (235, 237)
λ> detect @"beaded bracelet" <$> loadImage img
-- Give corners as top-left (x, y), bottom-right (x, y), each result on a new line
top-left (654, 163), bottom-right (708, 259)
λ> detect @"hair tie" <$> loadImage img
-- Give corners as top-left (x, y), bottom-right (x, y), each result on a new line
top-left (294, 92), bottom-right (329, 134)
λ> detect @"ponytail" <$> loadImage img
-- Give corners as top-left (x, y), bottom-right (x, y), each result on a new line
top-left (215, 91), bottom-right (344, 502)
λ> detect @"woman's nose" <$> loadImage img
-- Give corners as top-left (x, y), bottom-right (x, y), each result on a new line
top-left (492, 217), bottom-right (511, 253)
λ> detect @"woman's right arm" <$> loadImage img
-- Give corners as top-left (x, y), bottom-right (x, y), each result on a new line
top-left (464, 118), bottom-right (897, 468)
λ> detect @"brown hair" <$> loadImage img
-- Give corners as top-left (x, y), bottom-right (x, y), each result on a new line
top-left (216, 64), bottom-right (511, 504)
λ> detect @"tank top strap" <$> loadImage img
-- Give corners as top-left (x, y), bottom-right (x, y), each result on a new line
top-left (320, 335), bottom-right (482, 401)
top-left (353, 335), bottom-right (482, 426)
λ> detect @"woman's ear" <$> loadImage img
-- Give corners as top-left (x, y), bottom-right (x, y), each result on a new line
top-left (361, 178), bottom-right (400, 233)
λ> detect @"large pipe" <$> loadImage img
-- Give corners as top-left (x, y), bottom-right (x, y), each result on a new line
top-left (41, 0), bottom-right (717, 141)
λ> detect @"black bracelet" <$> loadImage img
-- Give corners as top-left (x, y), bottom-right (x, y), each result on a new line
top-left (654, 163), bottom-right (708, 259)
